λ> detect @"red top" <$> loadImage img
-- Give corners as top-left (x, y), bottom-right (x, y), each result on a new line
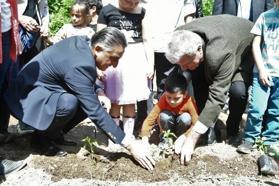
top-left (0, 0), bottom-right (21, 64)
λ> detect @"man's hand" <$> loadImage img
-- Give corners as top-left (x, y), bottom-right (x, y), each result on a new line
top-left (174, 129), bottom-right (200, 165)
top-left (126, 139), bottom-right (155, 170)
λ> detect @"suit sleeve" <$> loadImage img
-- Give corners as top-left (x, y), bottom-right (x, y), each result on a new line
top-left (65, 66), bottom-right (125, 144)
top-left (199, 53), bottom-right (235, 127)
top-left (212, 0), bottom-right (223, 15)
top-left (184, 97), bottom-right (199, 126)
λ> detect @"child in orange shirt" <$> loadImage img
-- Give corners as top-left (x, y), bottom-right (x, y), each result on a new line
top-left (141, 73), bottom-right (198, 143)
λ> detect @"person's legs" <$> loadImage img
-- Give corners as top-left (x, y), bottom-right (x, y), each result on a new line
top-left (0, 31), bottom-right (12, 135)
top-left (44, 93), bottom-right (79, 140)
top-left (109, 103), bottom-right (121, 127)
top-left (135, 100), bottom-right (147, 135)
top-left (159, 110), bottom-right (176, 132)
top-left (226, 81), bottom-right (249, 138)
top-left (123, 104), bottom-right (135, 136)
top-left (175, 112), bottom-right (192, 136)
top-left (262, 77), bottom-right (279, 146)
top-left (237, 74), bottom-right (269, 154)
top-left (31, 93), bottom-right (81, 156)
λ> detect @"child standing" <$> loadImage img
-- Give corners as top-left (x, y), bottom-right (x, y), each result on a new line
top-left (97, 0), bottom-right (154, 136)
top-left (140, 74), bottom-right (199, 144)
top-left (237, 0), bottom-right (279, 154)
top-left (45, 2), bottom-right (94, 45)
top-left (87, 0), bottom-right (103, 32)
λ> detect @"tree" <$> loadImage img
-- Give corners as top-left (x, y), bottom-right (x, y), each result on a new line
top-left (48, 0), bottom-right (75, 35)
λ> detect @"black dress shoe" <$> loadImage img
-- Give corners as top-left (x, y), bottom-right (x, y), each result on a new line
top-left (53, 136), bottom-right (77, 146)
top-left (43, 144), bottom-right (68, 157)
top-left (0, 132), bottom-right (15, 143)
top-left (31, 133), bottom-right (67, 157)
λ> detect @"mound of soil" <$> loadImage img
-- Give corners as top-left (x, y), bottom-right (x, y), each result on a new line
top-left (1, 116), bottom-right (279, 185)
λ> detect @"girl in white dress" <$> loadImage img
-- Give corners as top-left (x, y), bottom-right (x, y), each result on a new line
top-left (97, 0), bottom-right (154, 136)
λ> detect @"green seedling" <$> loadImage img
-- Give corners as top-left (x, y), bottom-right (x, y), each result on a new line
top-left (82, 136), bottom-right (98, 153)
top-left (162, 129), bottom-right (177, 144)
top-left (255, 137), bottom-right (268, 154)
top-left (157, 130), bottom-right (177, 158)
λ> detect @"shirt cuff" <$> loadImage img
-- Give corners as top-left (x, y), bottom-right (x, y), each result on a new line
top-left (192, 120), bottom-right (208, 134)
top-left (121, 134), bottom-right (136, 148)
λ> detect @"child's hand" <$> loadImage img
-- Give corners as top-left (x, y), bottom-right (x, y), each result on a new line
top-left (259, 69), bottom-right (272, 87)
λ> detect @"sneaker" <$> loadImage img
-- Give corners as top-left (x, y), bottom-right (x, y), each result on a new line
top-left (31, 133), bottom-right (67, 157)
top-left (237, 140), bottom-right (254, 154)
top-left (0, 159), bottom-right (27, 175)
top-left (17, 121), bottom-right (35, 135)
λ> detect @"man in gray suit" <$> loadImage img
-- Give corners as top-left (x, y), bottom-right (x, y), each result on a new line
top-left (213, 0), bottom-right (274, 22)
top-left (212, 0), bottom-right (274, 144)
top-left (5, 27), bottom-right (155, 170)
top-left (165, 15), bottom-right (254, 165)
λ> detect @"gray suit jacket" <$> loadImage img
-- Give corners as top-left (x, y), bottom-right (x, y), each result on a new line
top-left (176, 15), bottom-right (254, 127)
top-left (5, 36), bottom-right (125, 144)
top-left (213, 0), bottom-right (274, 22)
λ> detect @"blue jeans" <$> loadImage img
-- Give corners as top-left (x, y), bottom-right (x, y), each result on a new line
top-left (244, 73), bottom-right (279, 145)
top-left (159, 110), bottom-right (191, 137)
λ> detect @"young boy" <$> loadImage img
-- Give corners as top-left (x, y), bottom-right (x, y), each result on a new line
top-left (140, 73), bottom-right (199, 143)
top-left (237, 0), bottom-right (279, 155)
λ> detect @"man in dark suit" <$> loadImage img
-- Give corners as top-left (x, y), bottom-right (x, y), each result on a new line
top-left (5, 27), bottom-right (155, 170)
top-left (165, 15), bottom-right (254, 165)
top-left (213, 0), bottom-right (274, 22)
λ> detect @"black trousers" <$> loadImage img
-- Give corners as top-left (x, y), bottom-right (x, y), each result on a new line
top-left (38, 93), bottom-right (87, 139)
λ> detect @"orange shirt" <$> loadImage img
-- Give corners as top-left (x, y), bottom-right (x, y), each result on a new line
top-left (141, 93), bottom-right (199, 137)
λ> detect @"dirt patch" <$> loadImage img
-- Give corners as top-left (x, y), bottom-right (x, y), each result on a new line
top-left (1, 116), bottom-right (279, 185)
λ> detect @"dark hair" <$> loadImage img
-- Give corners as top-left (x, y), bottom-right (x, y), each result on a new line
top-left (71, 1), bottom-right (90, 15)
top-left (77, 0), bottom-right (103, 15)
top-left (91, 27), bottom-right (127, 51)
top-left (88, 0), bottom-right (103, 14)
top-left (164, 74), bottom-right (188, 94)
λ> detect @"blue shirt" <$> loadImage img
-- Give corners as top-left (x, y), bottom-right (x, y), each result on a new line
top-left (251, 7), bottom-right (279, 77)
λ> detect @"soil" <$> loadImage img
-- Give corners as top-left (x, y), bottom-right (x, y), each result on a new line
top-left (1, 114), bottom-right (279, 185)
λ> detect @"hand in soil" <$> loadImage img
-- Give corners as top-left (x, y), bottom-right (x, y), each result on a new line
top-left (175, 130), bottom-right (200, 165)
top-left (129, 140), bottom-right (155, 170)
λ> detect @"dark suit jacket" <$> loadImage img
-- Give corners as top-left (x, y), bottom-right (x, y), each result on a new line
top-left (176, 15), bottom-right (254, 127)
top-left (213, 0), bottom-right (274, 22)
top-left (5, 36), bottom-right (125, 144)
